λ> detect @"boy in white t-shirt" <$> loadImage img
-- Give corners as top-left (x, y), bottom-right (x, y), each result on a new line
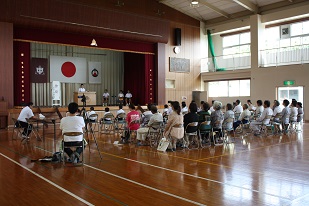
top-left (125, 90), bottom-right (132, 106)
top-left (60, 102), bottom-right (85, 163)
top-left (16, 102), bottom-right (37, 141)
top-left (102, 89), bottom-right (109, 106)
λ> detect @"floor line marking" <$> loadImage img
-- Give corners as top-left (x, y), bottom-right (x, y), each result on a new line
top-left (0, 152), bottom-right (94, 206)
top-left (84, 164), bottom-right (206, 206)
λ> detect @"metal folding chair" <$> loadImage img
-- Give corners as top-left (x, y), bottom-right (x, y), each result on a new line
top-left (198, 120), bottom-right (212, 148)
top-left (11, 118), bottom-right (24, 140)
top-left (100, 113), bottom-right (115, 134)
top-left (62, 132), bottom-right (85, 166)
top-left (184, 122), bottom-right (199, 149)
top-left (222, 117), bottom-right (235, 144)
top-left (115, 113), bottom-right (126, 135)
top-left (146, 121), bottom-right (164, 148)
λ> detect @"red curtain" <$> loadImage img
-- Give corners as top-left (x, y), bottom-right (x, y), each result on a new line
top-left (124, 53), bottom-right (155, 105)
top-left (13, 41), bottom-right (30, 105)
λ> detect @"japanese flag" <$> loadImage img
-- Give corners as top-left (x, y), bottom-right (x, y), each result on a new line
top-left (50, 56), bottom-right (87, 83)
top-left (88, 61), bottom-right (101, 84)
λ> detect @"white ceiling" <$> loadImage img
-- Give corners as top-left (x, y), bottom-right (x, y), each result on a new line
top-left (161, 0), bottom-right (298, 23)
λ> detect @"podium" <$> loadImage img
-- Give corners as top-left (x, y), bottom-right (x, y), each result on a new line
top-left (74, 92), bottom-right (96, 106)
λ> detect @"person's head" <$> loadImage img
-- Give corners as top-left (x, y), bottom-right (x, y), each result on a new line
top-left (147, 103), bottom-right (152, 110)
top-left (243, 103), bottom-right (249, 110)
top-left (211, 100), bottom-right (215, 105)
top-left (90, 106), bottom-right (94, 111)
top-left (200, 101), bottom-right (205, 105)
top-left (105, 89), bottom-right (108, 92)
top-left (129, 103), bottom-right (136, 110)
top-left (181, 101), bottom-right (186, 108)
top-left (213, 101), bottom-right (222, 110)
top-left (236, 99), bottom-right (241, 105)
top-left (127, 90), bottom-right (130, 93)
top-left (247, 100), bottom-right (252, 105)
top-left (291, 100), bottom-right (297, 107)
top-left (273, 100), bottom-right (280, 107)
top-left (297, 102), bottom-right (302, 108)
top-left (257, 100), bottom-right (263, 106)
top-left (150, 105), bottom-right (158, 114)
top-left (80, 84), bottom-right (84, 88)
top-left (203, 102), bottom-right (210, 111)
top-left (171, 101), bottom-right (181, 115)
top-left (189, 102), bottom-right (198, 113)
top-left (164, 104), bottom-right (168, 109)
top-left (226, 103), bottom-right (233, 111)
top-left (283, 99), bottom-right (290, 107)
top-left (120, 90), bottom-right (123, 93)
top-left (105, 107), bottom-right (110, 112)
top-left (119, 104), bottom-right (123, 109)
top-left (292, 98), bottom-right (297, 102)
top-left (27, 102), bottom-right (33, 107)
top-left (263, 100), bottom-right (270, 108)
top-left (68, 102), bottom-right (79, 114)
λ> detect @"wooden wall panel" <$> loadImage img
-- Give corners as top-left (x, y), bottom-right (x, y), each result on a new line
top-left (0, 22), bottom-right (14, 108)
top-left (165, 23), bottom-right (201, 104)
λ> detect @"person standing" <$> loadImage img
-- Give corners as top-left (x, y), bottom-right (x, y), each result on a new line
top-left (102, 89), bottom-right (109, 106)
top-left (125, 90), bottom-right (132, 106)
top-left (78, 84), bottom-right (86, 92)
top-left (16, 102), bottom-right (37, 142)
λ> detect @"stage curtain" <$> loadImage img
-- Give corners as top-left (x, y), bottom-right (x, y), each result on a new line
top-left (13, 41), bottom-right (30, 105)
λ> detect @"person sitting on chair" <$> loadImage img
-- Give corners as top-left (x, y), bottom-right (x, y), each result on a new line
top-left (297, 102), bottom-right (304, 122)
top-left (138, 103), bottom-right (153, 127)
top-left (102, 89), bottom-right (109, 106)
top-left (118, 90), bottom-right (124, 105)
top-left (60, 102), bottom-right (85, 163)
top-left (210, 101), bottom-right (224, 139)
top-left (78, 84), bottom-right (86, 92)
top-left (181, 101), bottom-right (188, 114)
top-left (198, 102), bottom-right (211, 123)
top-left (122, 104), bottom-right (140, 143)
top-left (103, 107), bottom-right (112, 121)
top-left (136, 105), bottom-right (163, 146)
top-left (116, 104), bottom-right (125, 119)
top-left (233, 99), bottom-right (243, 114)
top-left (250, 100), bottom-right (273, 136)
top-left (183, 102), bottom-right (199, 148)
top-left (125, 90), bottom-right (132, 106)
top-left (85, 107), bottom-right (97, 131)
top-left (16, 102), bottom-right (37, 142)
top-left (233, 103), bottom-right (251, 130)
top-left (223, 103), bottom-right (234, 130)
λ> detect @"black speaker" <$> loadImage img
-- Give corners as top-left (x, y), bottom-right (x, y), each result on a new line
top-left (175, 28), bottom-right (181, 46)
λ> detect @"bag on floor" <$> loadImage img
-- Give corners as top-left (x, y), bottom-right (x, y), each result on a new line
top-left (52, 152), bottom-right (63, 162)
top-left (157, 137), bottom-right (169, 152)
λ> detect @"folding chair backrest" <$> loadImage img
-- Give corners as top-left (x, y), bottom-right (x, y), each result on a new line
top-left (116, 113), bottom-right (126, 120)
top-left (150, 121), bottom-right (163, 130)
top-left (12, 118), bottom-right (21, 128)
top-left (89, 114), bottom-right (98, 121)
top-left (104, 113), bottom-right (114, 119)
top-left (199, 121), bottom-right (212, 131)
top-left (234, 113), bottom-right (241, 120)
top-left (243, 115), bottom-right (251, 121)
top-left (185, 122), bottom-right (198, 133)
top-left (63, 132), bottom-right (83, 136)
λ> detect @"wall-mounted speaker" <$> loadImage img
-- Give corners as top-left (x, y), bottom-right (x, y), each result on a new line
top-left (175, 28), bottom-right (181, 46)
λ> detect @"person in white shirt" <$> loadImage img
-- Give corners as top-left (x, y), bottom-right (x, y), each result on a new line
top-left (281, 99), bottom-right (290, 132)
top-left (254, 100), bottom-right (264, 119)
top-left (103, 107), bottom-right (112, 121)
top-left (247, 100), bottom-right (256, 111)
top-left (16, 102), bottom-right (37, 140)
top-left (181, 101), bottom-right (188, 114)
top-left (296, 102), bottom-right (304, 123)
top-left (250, 100), bottom-right (273, 135)
top-left (78, 84), bottom-right (86, 92)
top-left (60, 102), bottom-right (85, 163)
top-left (116, 104), bottom-right (125, 116)
top-left (233, 104), bottom-right (251, 130)
top-left (125, 90), bottom-right (132, 106)
top-left (290, 101), bottom-right (298, 122)
top-left (139, 104), bottom-right (153, 127)
top-left (197, 101), bottom-right (205, 112)
top-left (209, 100), bottom-right (215, 113)
top-left (136, 105), bottom-right (163, 145)
top-left (118, 90), bottom-right (124, 105)
top-left (102, 89), bottom-right (110, 106)
top-left (233, 99), bottom-right (243, 114)
top-left (272, 100), bottom-right (282, 121)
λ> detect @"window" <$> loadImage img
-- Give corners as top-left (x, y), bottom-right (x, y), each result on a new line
top-left (277, 86), bottom-right (303, 104)
top-left (222, 32), bottom-right (251, 58)
top-left (209, 79), bottom-right (250, 97)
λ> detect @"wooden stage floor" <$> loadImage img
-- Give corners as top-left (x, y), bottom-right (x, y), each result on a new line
top-left (0, 124), bottom-right (309, 206)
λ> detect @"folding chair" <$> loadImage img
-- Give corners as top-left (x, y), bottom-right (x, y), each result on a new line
top-left (168, 123), bottom-right (184, 151)
top-left (184, 122), bottom-right (199, 149)
top-left (115, 113), bottom-right (126, 135)
top-left (235, 115), bottom-right (251, 135)
top-left (25, 118), bottom-right (42, 141)
top-left (87, 114), bottom-right (99, 133)
top-left (11, 118), bottom-right (23, 140)
top-left (146, 121), bottom-right (164, 148)
top-left (87, 114), bottom-right (103, 161)
top-left (259, 115), bottom-right (273, 137)
top-left (127, 119), bottom-right (140, 144)
top-left (212, 120), bottom-right (224, 146)
top-left (100, 113), bottom-right (115, 134)
top-left (198, 121), bottom-right (212, 148)
top-left (62, 132), bottom-right (85, 166)
top-left (271, 113), bottom-right (282, 135)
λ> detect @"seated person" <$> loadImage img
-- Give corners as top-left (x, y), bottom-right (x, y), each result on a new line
top-left (138, 104), bottom-right (153, 127)
top-left (183, 102), bottom-right (199, 148)
top-left (125, 104), bottom-right (140, 135)
top-left (281, 99), bottom-right (290, 132)
top-left (163, 101), bottom-right (183, 151)
top-left (125, 90), bottom-right (132, 106)
top-left (223, 103), bottom-right (234, 130)
top-left (102, 89), bottom-right (109, 106)
top-left (16, 102), bottom-right (37, 140)
top-left (181, 101), bottom-right (188, 114)
top-left (163, 104), bottom-right (169, 115)
top-left (115, 104), bottom-right (125, 120)
top-left (197, 101), bottom-right (205, 112)
top-left (254, 100), bottom-right (264, 119)
top-left (198, 102), bottom-right (210, 123)
top-left (210, 101), bottom-right (224, 138)
top-left (136, 105), bottom-right (163, 146)
top-left (233, 99), bottom-right (243, 114)
top-left (233, 104), bottom-right (251, 130)
top-left (209, 100), bottom-right (215, 113)
top-left (250, 100), bottom-right (273, 135)
top-left (102, 107), bottom-right (112, 121)
top-left (290, 101), bottom-right (298, 122)
top-left (118, 90), bottom-right (124, 105)
top-left (272, 100), bottom-right (282, 122)
top-left (86, 107), bottom-right (97, 122)
top-left (297, 102), bottom-right (304, 122)
top-left (247, 100), bottom-right (256, 111)
top-left (60, 102), bottom-right (85, 163)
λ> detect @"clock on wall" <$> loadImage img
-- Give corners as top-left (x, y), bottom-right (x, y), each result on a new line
top-left (173, 46), bottom-right (180, 54)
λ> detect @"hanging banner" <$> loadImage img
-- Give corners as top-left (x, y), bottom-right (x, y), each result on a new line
top-left (88, 61), bottom-right (102, 84)
top-left (30, 58), bottom-right (48, 83)
top-left (50, 56), bottom-right (87, 83)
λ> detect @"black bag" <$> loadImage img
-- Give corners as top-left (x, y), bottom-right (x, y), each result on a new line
top-left (121, 130), bottom-right (130, 142)
top-left (52, 152), bottom-right (62, 162)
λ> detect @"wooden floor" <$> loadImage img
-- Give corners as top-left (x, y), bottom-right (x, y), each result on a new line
top-left (1, 124), bottom-right (309, 206)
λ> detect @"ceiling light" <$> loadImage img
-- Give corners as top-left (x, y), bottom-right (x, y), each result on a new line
top-left (90, 39), bottom-right (97, 46)
top-left (190, 0), bottom-right (199, 8)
